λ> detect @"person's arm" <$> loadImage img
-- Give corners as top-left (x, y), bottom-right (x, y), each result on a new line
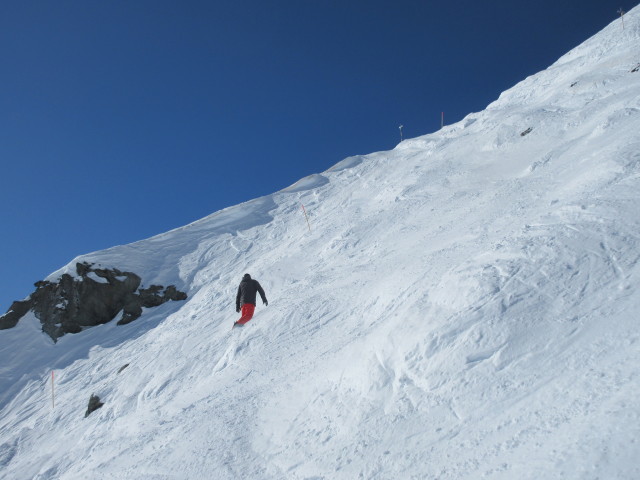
top-left (236, 285), bottom-right (242, 312)
top-left (256, 282), bottom-right (268, 306)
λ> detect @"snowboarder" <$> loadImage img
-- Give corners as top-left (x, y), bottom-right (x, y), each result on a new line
top-left (233, 273), bottom-right (268, 328)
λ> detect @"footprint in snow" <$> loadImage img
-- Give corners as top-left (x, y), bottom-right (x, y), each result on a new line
top-left (212, 329), bottom-right (257, 371)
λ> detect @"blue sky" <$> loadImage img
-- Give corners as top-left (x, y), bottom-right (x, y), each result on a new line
top-left (0, 0), bottom-right (632, 311)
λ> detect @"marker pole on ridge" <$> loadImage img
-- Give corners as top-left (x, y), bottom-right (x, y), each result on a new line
top-left (301, 204), bottom-right (311, 232)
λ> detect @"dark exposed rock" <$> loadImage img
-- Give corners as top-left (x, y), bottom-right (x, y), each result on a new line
top-left (0, 262), bottom-right (187, 341)
top-left (85, 394), bottom-right (104, 418)
top-left (0, 300), bottom-right (31, 330)
top-left (164, 285), bottom-right (188, 302)
top-left (520, 127), bottom-right (533, 137)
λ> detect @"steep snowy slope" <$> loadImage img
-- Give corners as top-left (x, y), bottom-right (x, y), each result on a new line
top-left (1, 7), bottom-right (640, 479)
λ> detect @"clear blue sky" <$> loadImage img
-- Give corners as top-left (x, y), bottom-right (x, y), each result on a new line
top-left (0, 0), bottom-right (633, 311)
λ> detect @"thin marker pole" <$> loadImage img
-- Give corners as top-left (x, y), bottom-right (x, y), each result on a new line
top-left (301, 204), bottom-right (311, 232)
top-left (441, 111), bottom-right (444, 128)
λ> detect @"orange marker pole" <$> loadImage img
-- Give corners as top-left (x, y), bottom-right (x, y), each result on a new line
top-left (301, 204), bottom-right (311, 232)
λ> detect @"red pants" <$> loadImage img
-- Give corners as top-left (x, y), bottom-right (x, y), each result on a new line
top-left (236, 303), bottom-right (255, 325)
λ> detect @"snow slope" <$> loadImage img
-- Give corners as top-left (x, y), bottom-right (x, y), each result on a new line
top-left (2, 7), bottom-right (640, 479)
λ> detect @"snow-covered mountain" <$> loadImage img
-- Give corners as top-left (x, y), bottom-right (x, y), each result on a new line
top-left (2, 7), bottom-right (640, 479)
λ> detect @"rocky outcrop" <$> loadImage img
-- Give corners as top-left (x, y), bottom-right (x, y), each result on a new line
top-left (85, 394), bottom-right (104, 417)
top-left (0, 262), bottom-right (187, 341)
top-left (0, 300), bottom-right (31, 330)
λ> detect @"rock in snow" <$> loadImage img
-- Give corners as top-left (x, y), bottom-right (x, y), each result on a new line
top-left (0, 262), bottom-right (187, 341)
top-left (85, 394), bottom-right (104, 418)
top-left (1, 6), bottom-right (640, 480)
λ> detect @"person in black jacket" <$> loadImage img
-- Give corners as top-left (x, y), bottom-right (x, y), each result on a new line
top-left (234, 273), bottom-right (268, 328)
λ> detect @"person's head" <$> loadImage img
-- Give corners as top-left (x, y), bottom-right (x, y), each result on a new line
top-left (243, 273), bottom-right (251, 281)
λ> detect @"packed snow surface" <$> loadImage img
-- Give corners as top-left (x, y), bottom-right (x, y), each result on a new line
top-left (2, 7), bottom-right (640, 479)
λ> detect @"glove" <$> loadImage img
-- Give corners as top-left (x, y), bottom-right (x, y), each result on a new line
top-left (236, 306), bottom-right (240, 313)
top-left (264, 300), bottom-right (268, 306)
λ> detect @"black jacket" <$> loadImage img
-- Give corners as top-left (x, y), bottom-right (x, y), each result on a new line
top-left (236, 274), bottom-right (267, 310)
